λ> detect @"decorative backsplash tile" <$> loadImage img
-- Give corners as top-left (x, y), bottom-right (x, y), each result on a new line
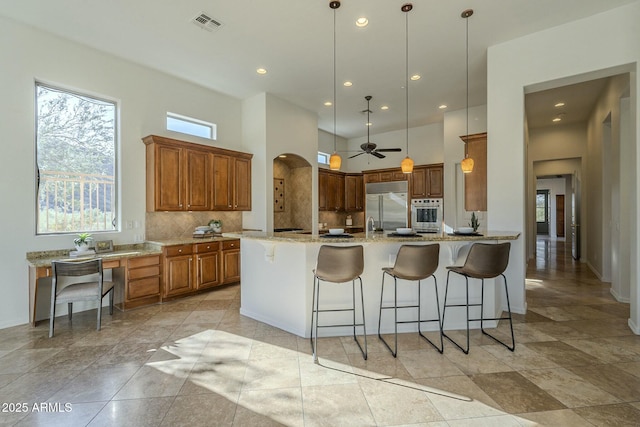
top-left (146, 211), bottom-right (242, 240)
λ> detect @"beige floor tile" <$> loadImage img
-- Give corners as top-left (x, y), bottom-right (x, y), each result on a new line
top-left (0, 348), bottom-right (62, 374)
top-left (515, 409), bottom-right (593, 426)
top-left (236, 387), bottom-right (304, 427)
top-left (0, 369), bottom-right (80, 403)
top-left (417, 375), bottom-right (504, 418)
top-left (16, 401), bottom-right (107, 426)
top-left (29, 345), bottom-right (112, 372)
top-left (528, 306), bottom-right (584, 321)
top-left (482, 343), bottom-right (560, 370)
top-left (524, 341), bottom-right (597, 367)
top-left (614, 361), bottom-right (640, 378)
top-left (298, 356), bottom-right (357, 387)
top-left (143, 311), bottom-right (191, 326)
top-left (520, 367), bottom-right (620, 407)
top-left (198, 330), bottom-right (254, 361)
top-left (562, 318), bottom-right (635, 338)
top-left (179, 359), bottom-right (247, 396)
top-left (300, 383), bottom-right (376, 426)
top-left (181, 309), bottom-right (226, 325)
top-left (160, 392), bottom-right (239, 426)
top-left (565, 364), bottom-right (640, 402)
top-left (113, 363), bottom-right (192, 400)
top-left (358, 376), bottom-right (443, 425)
top-left (573, 403), bottom-right (640, 427)
top-left (445, 414), bottom-right (523, 426)
top-left (242, 357), bottom-right (300, 390)
top-left (563, 338), bottom-right (640, 363)
top-left (470, 371), bottom-right (566, 413)
top-left (88, 397), bottom-right (174, 427)
top-left (444, 345), bottom-right (515, 375)
top-left (93, 341), bottom-right (163, 368)
top-left (347, 351), bottom-right (414, 381)
top-left (249, 339), bottom-right (299, 360)
top-left (398, 348), bottom-right (464, 378)
top-left (48, 365), bottom-right (139, 403)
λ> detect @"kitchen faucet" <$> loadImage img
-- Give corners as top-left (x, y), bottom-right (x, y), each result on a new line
top-left (366, 216), bottom-right (375, 237)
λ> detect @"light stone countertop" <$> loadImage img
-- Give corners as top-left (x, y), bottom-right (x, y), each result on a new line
top-left (145, 236), bottom-right (240, 246)
top-left (223, 230), bottom-right (520, 243)
top-left (26, 243), bottom-right (163, 268)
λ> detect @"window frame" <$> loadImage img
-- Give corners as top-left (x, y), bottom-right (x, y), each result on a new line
top-left (318, 151), bottom-right (330, 165)
top-left (35, 81), bottom-right (119, 236)
top-left (166, 111), bottom-right (217, 140)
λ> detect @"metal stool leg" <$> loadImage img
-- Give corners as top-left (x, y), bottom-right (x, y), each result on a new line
top-left (417, 276), bottom-right (444, 353)
top-left (479, 274), bottom-right (515, 351)
top-left (378, 272), bottom-right (398, 357)
top-left (442, 271), bottom-right (471, 354)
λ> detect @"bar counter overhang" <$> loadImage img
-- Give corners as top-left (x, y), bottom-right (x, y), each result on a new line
top-left (224, 231), bottom-right (521, 338)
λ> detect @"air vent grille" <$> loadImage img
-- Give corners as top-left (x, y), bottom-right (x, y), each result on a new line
top-left (191, 12), bottom-right (222, 32)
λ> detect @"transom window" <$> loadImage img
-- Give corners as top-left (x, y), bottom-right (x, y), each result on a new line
top-left (318, 151), bottom-right (330, 165)
top-left (166, 112), bottom-right (216, 140)
top-left (36, 83), bottom-right (117, 234)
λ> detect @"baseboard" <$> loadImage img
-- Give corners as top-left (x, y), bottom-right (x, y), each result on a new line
top-left (628, 318), bottom-right (640, 335)
top-left (609, 287), bottom-right (630, 303)
top-left (586, 261), bottom-right (604, 281)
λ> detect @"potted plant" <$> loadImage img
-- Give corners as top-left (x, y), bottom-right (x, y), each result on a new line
top-left (208, 219), bottom-right (223, 233)
top-left (73, 233), bottom-right (93, 252)
top-left (469, 212), bottom-right (480, 233)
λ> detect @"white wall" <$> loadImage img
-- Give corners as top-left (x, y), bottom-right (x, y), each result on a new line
top-left (0, 16), bottom-right (243, 328)
top-left (343, 122), bottom-right (444, 173)
top-left (488, 2), bottom-right (639, 332)
top-left (318, 129), bottom-right (347, 170)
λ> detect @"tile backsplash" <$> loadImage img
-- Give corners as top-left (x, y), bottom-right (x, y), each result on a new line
top-left (146, 211), bottom-right (242, 240)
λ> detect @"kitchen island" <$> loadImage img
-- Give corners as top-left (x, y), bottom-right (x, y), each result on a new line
top-left (223, 230), bottom-right (520, 338)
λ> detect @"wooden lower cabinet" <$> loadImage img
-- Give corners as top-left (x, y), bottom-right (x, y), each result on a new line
top-left (195, 242), bottom-right (221, 290)
top-left (222, 240), bottom-right (241, 284)
top-left (114, 255), bottom-right (162, 310)
top-left (162, 239), bottom-right (240, 300)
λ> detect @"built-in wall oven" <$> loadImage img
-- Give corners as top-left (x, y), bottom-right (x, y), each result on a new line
top-left (411, 198), bottom-right (443, 233)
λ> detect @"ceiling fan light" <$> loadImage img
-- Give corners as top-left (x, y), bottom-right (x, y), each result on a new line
top-left (401, 156), bottom-right (414, 174)
top-left (461, 156), bottom-right (474, 173)
top-left (329, 152), bottom-right (342, 170)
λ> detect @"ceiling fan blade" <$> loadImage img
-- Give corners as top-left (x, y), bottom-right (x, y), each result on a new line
top-left (375, 148), bottom-right (402, 152)
top-left (371, 151), bottom-right (386, 159)
top-left (349, 152), bottom-right (365, 159)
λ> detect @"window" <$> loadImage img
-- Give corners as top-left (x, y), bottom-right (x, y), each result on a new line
top-left (536, 190), bottom-right (549, 223)
top-left (318, 151), bottom-right (330, 165)
top-left (166, 112), bottom-right (216, 140)
top-left (36, 83), bottom-right (117, 234)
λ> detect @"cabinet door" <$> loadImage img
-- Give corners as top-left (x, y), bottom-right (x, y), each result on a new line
top-left (196, 251), bottom-right (221, 289)
top-left (345, 174), bottom-right (363, 211)
top-left (222, 249), bottom-right (241, 284)
top-left (164, 255), bottom-right (193, 297)
top-left (427, 165), bottom-right (444, 198)
top-left (233, 157), bottom-right (252, 211)
top-left (318, 170), bottom-right (329, 211)
top-left (336, 174), bottom-right (345, 211)
top-left (155, 145), bottom-right (183, 210)
top-left (212, 154), bottom-right (233, 210)
top-left (185, 149), bottom-right (210, 210)
top-left (364, 172), bottom-right (380, 183)
top-left (410, 167), bottom-right (427, 198)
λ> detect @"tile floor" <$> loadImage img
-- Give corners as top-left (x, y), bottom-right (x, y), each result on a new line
top-left (1, 238), bottom-right (639, 426)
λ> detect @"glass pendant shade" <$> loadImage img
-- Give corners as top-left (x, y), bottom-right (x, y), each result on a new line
top-left (329, 152), bottom-right (342, 170)
top-left (461, 156), bottom-right (474, 173)
top-left (401, 156), bottom-right (414, 173)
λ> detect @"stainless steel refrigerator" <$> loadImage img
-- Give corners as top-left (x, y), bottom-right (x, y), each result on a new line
top-left (365, 181), bottom-right (409, 230)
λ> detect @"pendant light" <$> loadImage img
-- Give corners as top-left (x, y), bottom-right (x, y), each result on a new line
top-left (400, 3), bottom-right (414, 174)
top-left (328, 1), bottom-right (342, 170)
top-left (460, 9), bottom-right (474, 174)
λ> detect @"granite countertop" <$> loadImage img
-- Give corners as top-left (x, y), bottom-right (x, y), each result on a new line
top-left (223, 230), bottom-right (521, 243)
top-left (26, 243), bottom-right (163, 268)
top-left (145, 235), bottom-right (240, 246)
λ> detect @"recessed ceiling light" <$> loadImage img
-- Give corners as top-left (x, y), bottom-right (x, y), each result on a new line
top-left (343, 81), bottom-right (353, 87)
top-left (438, 104), bottom-right (447, 110)
top-left (380, 106), bottom-right (389, 110)
top-left (366, 122), bottom-right (372, 126)
top-left (324, 101), bottom-right (332, 106)
top-left (410, 74), bottom-right (421, 81)
top-left (552, 117), bottom-right (562, 122)
top-left (355, 17), bottom-right (368, 27)
top-left (278, 154), bottom-right (287, 158)
top-left (554, 102), bottom-right (565, 107)
top-left (256, 68), bottom-right (267, 75)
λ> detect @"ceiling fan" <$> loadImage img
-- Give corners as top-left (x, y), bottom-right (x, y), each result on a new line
top-left (349, 95), bottom-right (402, 159)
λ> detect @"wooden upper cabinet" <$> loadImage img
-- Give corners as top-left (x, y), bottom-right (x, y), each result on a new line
top-left (318, 170), bottom-right (329, 211)
top-left (318, 169), bottom-right (345, 212)
top-left (143, 135), bottom-right (252, 212)
top-left (233, 157), bottom-right (251, 211)
top-left (410, 167), bottom-right (427, 198)
top-left (461, 132), bottom-right (487, 211)
top-left (345, 174), bottom-right (364, 211)
top-left (212, 154), bottom-right (233, 210)
top-left (153, 144), bottom-right (184, 211)
top-left (185, 149), bottom-right (210, 210)
top-left (410, 164), bottom-right (443, 199)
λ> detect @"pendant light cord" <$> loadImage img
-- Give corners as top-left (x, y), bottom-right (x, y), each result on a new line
top-left (333, 6), bottom-right (337, 153)
top-left (466, 12), bottom-right (469, 145)
top-left (405, 10), bottom-right (409, 156)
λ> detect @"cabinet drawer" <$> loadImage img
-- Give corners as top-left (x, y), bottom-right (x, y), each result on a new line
top-left (194, 242), bottom-right (220, 253)
top-left (103, 259), bottom-right (121, 270)
top-left (222, 240), bottom-right (240, 250)
top-left (127, 277), bottom-right (160, 300)
top-left (129, 265), bottom-right (160, 280)
top-left (165, 245), bottom-right (193, 257)
top-left (128, 255), bottom-right (160, 269)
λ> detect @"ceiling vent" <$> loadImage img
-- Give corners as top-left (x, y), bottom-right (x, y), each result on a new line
top-left (191, 12), bottom-right (223, 32)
